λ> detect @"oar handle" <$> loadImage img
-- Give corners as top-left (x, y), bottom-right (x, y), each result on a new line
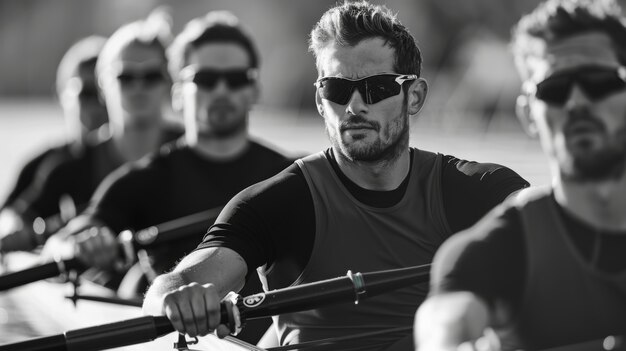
top-left (235, 264), bottom-right (430, 321)
top-left (0, 257), bottom-right (81, 291)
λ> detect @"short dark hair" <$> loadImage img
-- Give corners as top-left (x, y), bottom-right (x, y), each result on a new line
top-left (168, 11), bottom-right (259, 82)
top-left (96, 9), bottom-right (172, 81)
top-left (512, 0), bottom-right (626, 79)
top-left (309, 0), bottom-right (422, 77)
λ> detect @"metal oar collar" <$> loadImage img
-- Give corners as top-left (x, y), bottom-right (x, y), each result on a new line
top-left (347, 269), bottom-right (366, 304)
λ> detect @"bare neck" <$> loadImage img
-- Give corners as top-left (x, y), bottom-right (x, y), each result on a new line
top-left (111, 121), bottom-right (163, 163)
top-left (333, 147), bottom-right (411, 191)
top-left (188, 131), bottom-right (250, 161)
top-left (554, 173), bottom-right (626, 232)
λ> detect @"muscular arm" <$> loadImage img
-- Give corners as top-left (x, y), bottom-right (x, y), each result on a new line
top-left (142, 247), bottom-right (247, 337)
top-left (198, 164), bottom-right (314, 286)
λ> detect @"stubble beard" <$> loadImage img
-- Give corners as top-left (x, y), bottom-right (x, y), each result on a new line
top-left (198, 108), bottom-right (247, 139)
top-left (560, 140), bottom-right (626, 182)
top-left (558, 114), bottom-right (626, 182)
top-left (327, 103), bottom-right (410, 164)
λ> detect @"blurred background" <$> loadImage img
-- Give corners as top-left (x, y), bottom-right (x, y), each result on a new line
top-left (1, 0), bottom-right (605, 199)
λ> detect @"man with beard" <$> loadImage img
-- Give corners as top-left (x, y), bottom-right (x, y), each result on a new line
top-left (44, 11), bottom-right (290, 344)
top-left (143, 2), bottom-right (529, 350)
top-left (414, 0), bottom-right (626, 350)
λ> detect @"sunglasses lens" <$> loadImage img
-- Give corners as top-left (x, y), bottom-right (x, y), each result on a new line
top-left (317, 78), bottom-right (354, 105)
top-left (536, 75), bottom-right (572, 105)
top-left (142, 71), bottom-right (165, 86)
top-left (361, 75), bottom-right (403, 104)
top-left (579, 70), bottom-right (626, 100)
top-left (316, 74), bottom-right (409, 105)
top-left (191, 70), bottom-right (254, 90)
top-left (192, 71), bottom-right (219, 89)
top-left (223, 72), bottom-right (253, 89)
top-left (116, 73), bottom-right (134, 86)
top-left (535, 67), bottom-right (626, 105)
top-left (117, 70), bottom-right (164, 87)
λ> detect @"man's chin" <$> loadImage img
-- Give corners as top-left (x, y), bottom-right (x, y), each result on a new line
top-left (561, 152), bottom-right (626, 182)
top-left (197, 125), bottom-right (245, 139)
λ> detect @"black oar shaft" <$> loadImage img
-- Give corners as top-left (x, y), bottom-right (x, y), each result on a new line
top-left (0, 316), bottom-right (174, 351)
top-left (0, 258), bottom-right (80, 291)
top-left (0, 335), bottom-right (66, 351)
top-left (238, 264), bottom-right (430, 321)
top-left (361, 264), bottom-right (430, 296)
top-left (133, 206), bottom-right (223, 248)
top-left (68, 294), bottom-right (143, 307)
top-left (240, 275), bottom-right (355, 320)
top-left (64, 316), bottom-right (171, 351)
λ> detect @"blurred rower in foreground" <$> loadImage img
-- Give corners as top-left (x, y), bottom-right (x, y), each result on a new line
top-left (0, 36), bottom-right (108, 248)
top-left (0, 10), bottom-right (181, 254)
top-left (415, 0), bottom-right (626, 350)
top-left (41, 11), bottom-right (291, 343)
top-left (143, 1), bottom-right (529, 350)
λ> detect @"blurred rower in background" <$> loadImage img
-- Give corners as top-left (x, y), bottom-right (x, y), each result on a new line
top-left (40, 10), bottom-right (292, 343)
top-left (0, 36), bottom-right (108, 248)
top-left (0, 9), bottom-right (182, 254)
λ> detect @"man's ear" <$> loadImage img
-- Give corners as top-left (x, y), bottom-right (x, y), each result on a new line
top-left (171, 82), bottom-right (183, 113)
top-left (407, 78), bottom-right (428, 116)
top-left (516, 94), bottom-right (538, 138)
top-left (315, 89), bottom-right (324, 117)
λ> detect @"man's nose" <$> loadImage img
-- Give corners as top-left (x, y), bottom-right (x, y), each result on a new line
top-left (211, 79), bottom-right (231, 95)
top-left (564, 84), bottom-right (593, 111)
top-left (345, 89), bottom-right (368, 116)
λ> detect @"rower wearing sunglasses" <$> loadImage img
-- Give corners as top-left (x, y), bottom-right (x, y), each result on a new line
top-left (144, 2), bottom-right (529, 350)
top-left (415, 0), bottom-right (626, 350)
top-left (0, 12), bottom-right (182, 256)
top-left (40, 10), bottom-right (291, 344)
top-left (21, 13), bottom-right (183, 266)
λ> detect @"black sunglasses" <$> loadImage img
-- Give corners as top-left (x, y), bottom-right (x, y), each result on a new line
top-left (116, 69), bottom-right (166, 87)
top-left (314, 73), bottom-right (418, 105)
top-left (531, 65), bottom-right (626, 105)
top-left (180, 67), bottom-right (258, 90)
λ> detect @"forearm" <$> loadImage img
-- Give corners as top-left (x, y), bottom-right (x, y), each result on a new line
top-left (143, 271), bottom-right (188, 316)
top-left (142, 247), bottom-right (248, 316)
